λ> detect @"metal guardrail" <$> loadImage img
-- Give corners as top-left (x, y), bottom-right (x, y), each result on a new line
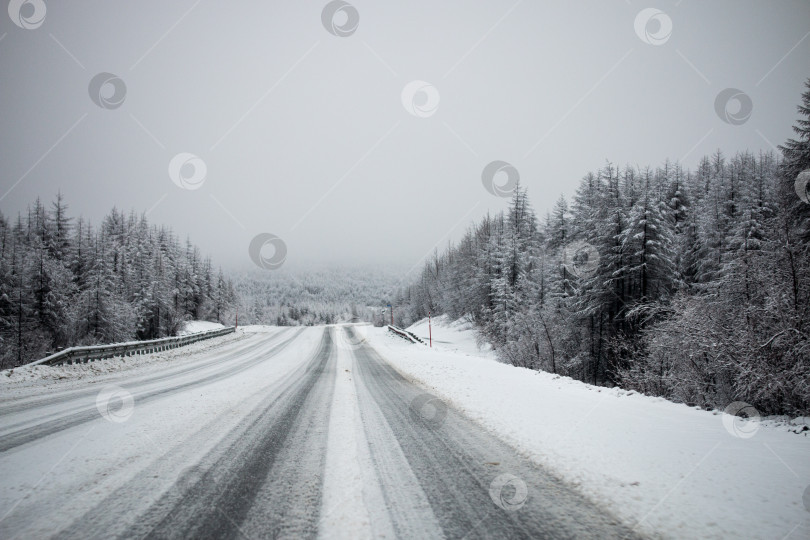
top-left (26, 326), bottom-right (237, 367)
top-left (387, 325), bottom-right (425, 345)
top-left (405, 329), bottom-right (426, 345)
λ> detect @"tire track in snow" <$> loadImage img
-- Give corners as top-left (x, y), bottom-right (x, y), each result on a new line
top-left (58, 327), bottom-right (337, 539)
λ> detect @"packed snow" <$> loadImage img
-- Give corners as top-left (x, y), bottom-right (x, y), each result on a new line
top-left (319, 328), bottom-right (374, 539)
top-left (178, 320), bottom-right (226, 335)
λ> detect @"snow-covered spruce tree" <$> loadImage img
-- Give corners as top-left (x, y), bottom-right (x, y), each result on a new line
top-left (546, 195), bottom-right (570, 252)
top-left (621, 167), bottom-right (678, 304)
top-left (779, 77), bottom-right (810, 238)
top-left (484, 186), bottom-right (539, 347)
top-left (72, 228), bottom-right (135, 345)
top-left (587, 164), bottom-right (633, 380)
top-left (0, 223), bottom-right (43, 368)
top-left (563, 169), bottom-right (604, 381)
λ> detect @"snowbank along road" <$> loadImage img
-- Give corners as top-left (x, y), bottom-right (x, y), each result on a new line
top-left (0, 325), bottom-right (640, 539)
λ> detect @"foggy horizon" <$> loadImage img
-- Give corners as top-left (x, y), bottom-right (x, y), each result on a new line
top-left (2, 0), bottom-right (809, 272)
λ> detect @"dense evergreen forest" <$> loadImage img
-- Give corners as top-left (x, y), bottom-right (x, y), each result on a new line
top-left (0, 197), bottom-right (237, 368)
top-left (396, 80), bottom-right (810, 416)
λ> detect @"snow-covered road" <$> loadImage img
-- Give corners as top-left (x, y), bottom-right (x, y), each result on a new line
top-left (343, 327), bottom-right (636, 539)
top-left (0, 325), bottom-right (637, 539)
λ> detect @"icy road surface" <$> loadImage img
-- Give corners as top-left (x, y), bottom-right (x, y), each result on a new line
top-left (0, 326), bottom-right (637, 539)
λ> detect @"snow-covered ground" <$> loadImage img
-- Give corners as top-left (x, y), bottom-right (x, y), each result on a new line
top-left (406, 315), bottom-right (493, 357)
top-left (368, 316), bottom-right (810, 540)
top-left (0, 329), bottom-right (248, 399)
top-left (178, 320), bottom-right (226, 335)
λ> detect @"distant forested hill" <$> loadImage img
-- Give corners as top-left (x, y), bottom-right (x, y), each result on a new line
top-left (233, 265), bottom-right (403, 327)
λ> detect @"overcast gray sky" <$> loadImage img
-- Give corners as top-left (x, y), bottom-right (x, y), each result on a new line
top-left (1, 0), bottom-right (808, 272)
